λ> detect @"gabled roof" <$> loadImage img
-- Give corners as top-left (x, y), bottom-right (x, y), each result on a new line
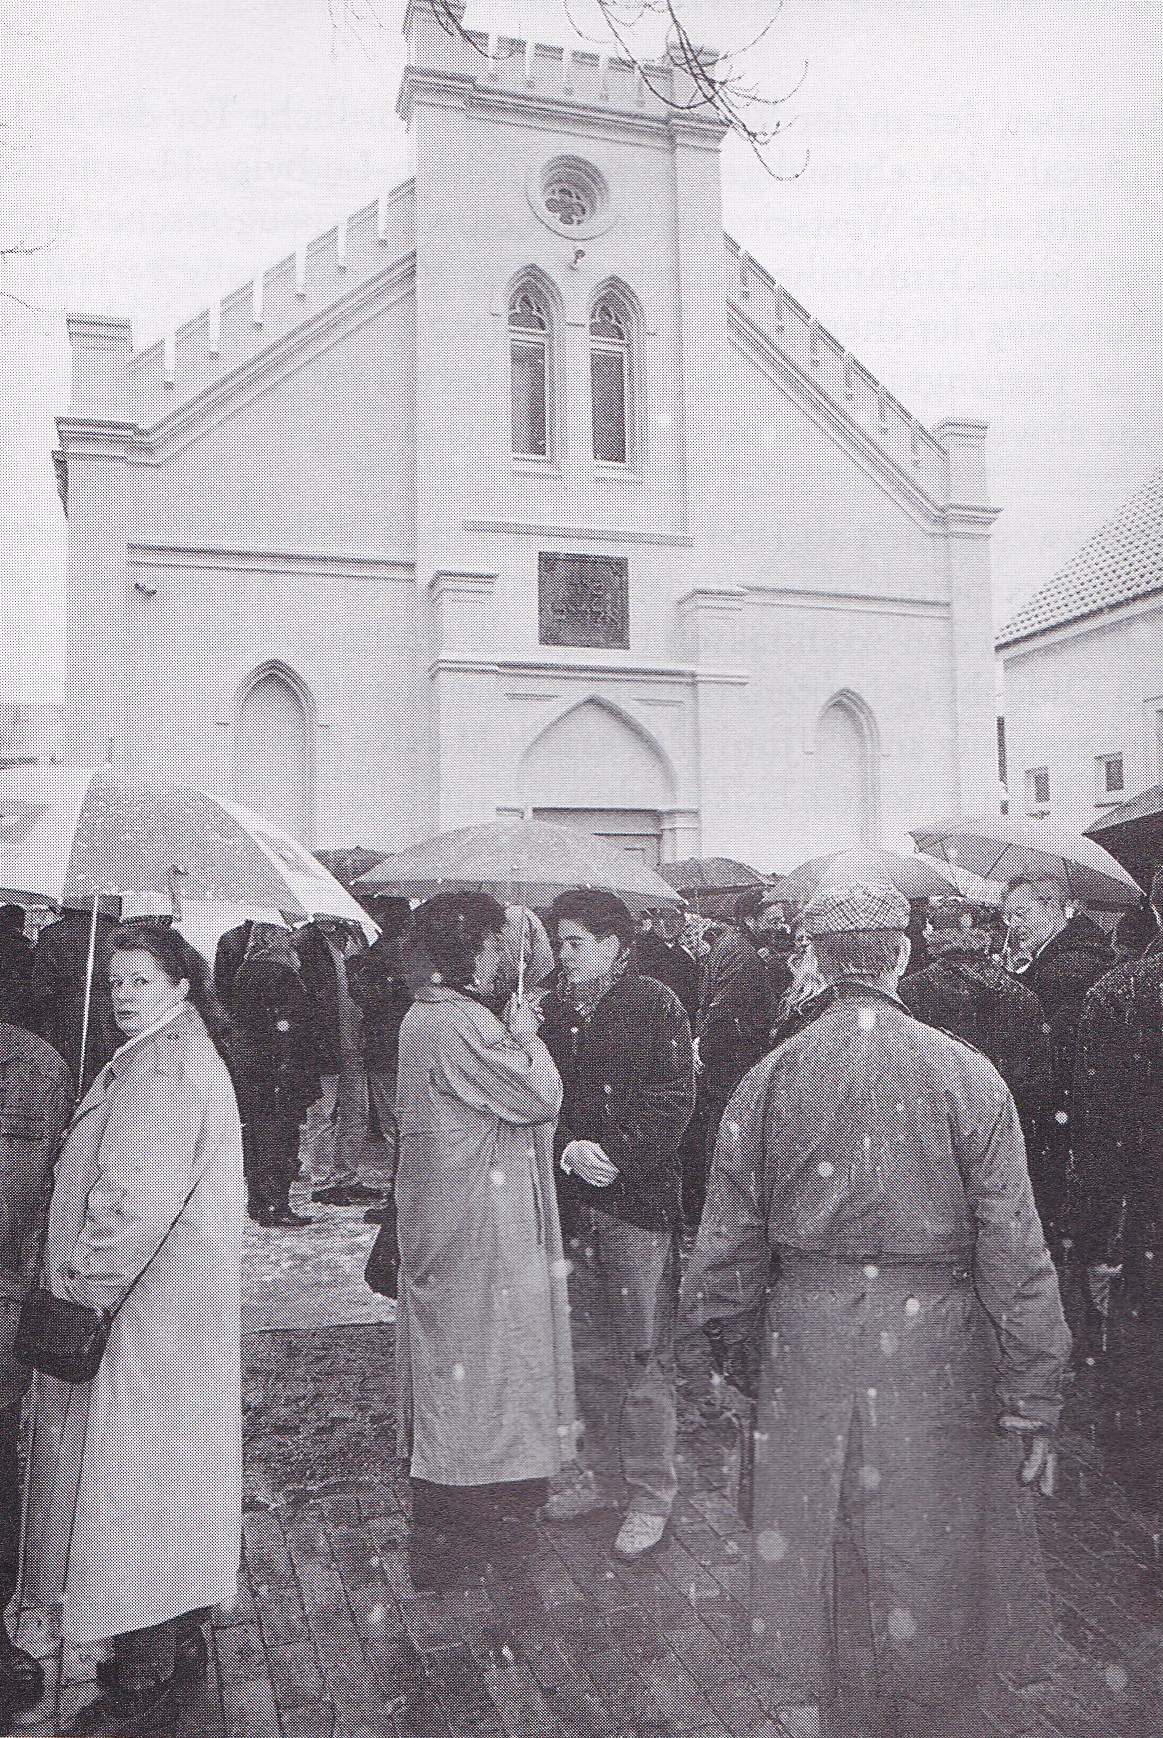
top-left (998, 469), bottom-right (1163, 649)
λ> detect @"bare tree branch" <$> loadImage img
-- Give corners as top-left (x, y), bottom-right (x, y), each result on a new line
top-left (337, 0), bottom-right (808, 176)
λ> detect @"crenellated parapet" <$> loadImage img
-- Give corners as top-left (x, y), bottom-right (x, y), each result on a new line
top-left (726, 236), bottom-right (957, 509)
top-left (66, 182), bottom-right (417, 434)
top-left (398, 0), bottom-right (724, 138)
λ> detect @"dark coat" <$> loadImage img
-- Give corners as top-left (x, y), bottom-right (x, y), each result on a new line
top-left (29, 911), bottom-right (119, 1092)
top-left (540, 963), bottom-right (695, 1232)
top-left (213, 921), bottom-right (253, 1018)
top-left (0, 1024), bottom-right (73, 1408)
top-left (0, 926), bottom-right (33, 1030)
top-left (680, 985), bottom-right (1069, 1725)
top-left (225, 953), bottom-right (323, 1124)
top-left (900, 951), bottom-right (1052, 1141)
top-left (1019, 911), bottom-right (1113, 1101)
top-left (1014, 912), bottom-right (1113, 1231)
top-left (347, 938), bottom-right (413, 1077)
top-left (696, 926), bottom-right (772, 1106)
top-left (634, 932), bottom-right (699, 1020)
top-left (1070, 938), bottom-right (1163, 1268)
top-left (294, 923), bottom-right (363, 1075)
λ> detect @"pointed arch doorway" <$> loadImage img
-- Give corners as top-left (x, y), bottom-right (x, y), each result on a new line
top-left (234, 665), bottom-right (313, 843)
top-left (518, 698), bottom-right (677, 868)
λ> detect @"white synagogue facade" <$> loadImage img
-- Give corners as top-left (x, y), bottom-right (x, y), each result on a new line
top-left (56, 0), bottom-right (999, 869)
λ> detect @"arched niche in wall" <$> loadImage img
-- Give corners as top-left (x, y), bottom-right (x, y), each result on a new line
top-left (814, 691), bottom-right (880, 850)
top-left (519, 697), bottom-right (674, 866)
top-left (234, 663), bottom-right (314, 844)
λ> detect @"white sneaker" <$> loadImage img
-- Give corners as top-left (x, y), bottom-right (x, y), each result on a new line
top-left (612, 1511), bottom-right (668, 1561)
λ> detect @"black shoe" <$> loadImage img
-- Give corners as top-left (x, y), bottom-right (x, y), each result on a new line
top-left (96, 1629), bottom-right (207, 1692)
top-left (68, 1674), bottom-right (175, 1735)
top-left (0, 1636), bottom-right (45, 1712)
top-left (312, 1184), bottom-right (383, 1207)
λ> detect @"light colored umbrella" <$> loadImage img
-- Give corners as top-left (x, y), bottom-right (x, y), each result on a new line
top-left (779, 847), bottom-right (962, 906)
top-left (0, 764), bottom-right (370, 922)
top-left (910, 814), bottom-right (1143, 911)
top-left (356, 816), bottom-right (682, 914)
top-left (0, 764), bottom-right (373, 1080)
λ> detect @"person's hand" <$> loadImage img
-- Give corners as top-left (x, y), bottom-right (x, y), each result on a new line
top-left (1085, 1262), bottom-right (1123, 1318)
top-left (561, 1139), bottom-right (619, 1187)
top-left (504, 995), bottom-right (542, 1045)
top-left (999, 1416), bottom-right (1057, 1497)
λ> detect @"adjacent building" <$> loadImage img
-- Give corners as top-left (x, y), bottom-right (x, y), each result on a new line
top-left (998, 469), bottom-right (1163, 836)
top-left (55, 0), bottom-right (999, 867)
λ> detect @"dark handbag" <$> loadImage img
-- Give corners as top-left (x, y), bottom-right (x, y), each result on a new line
top-left (15, 1173), bottom-right (202, 1385)
top-left (364, 1194), bottom-right (400, 1299)
top-left (13, 1289), bottom-right (110, 1385)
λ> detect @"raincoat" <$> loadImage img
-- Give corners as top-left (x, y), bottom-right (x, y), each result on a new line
top-left (680, 982), bottom-right (1069, 1738)
top-left (393, 985), bottom-right (576, 1486)
top-left (23, 1003), bottom-right (244, 1644)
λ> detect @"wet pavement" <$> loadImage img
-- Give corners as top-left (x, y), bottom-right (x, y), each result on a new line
top-left (13, 1187), bottom-right (1163, 1738)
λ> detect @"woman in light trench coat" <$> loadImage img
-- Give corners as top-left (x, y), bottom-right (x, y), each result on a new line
top-left (23, 923), bottom-right (244, 1737)
top-left (394, 892), bottom-right (577, 1589)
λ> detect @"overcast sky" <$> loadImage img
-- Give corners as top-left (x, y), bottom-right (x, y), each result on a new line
top-left (3, 0), bottom-right (1160, 704)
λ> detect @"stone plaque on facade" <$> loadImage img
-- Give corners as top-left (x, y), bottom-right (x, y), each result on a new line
top-left (538, 553), bottom-right (629, 649)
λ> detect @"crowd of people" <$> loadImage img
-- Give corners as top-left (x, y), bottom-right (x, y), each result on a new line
top-left (0, 858), bottom-right (1157, 1737)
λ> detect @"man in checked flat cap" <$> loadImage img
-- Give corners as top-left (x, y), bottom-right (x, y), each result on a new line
top-left (679, 881), bottom-right (1070, 1738)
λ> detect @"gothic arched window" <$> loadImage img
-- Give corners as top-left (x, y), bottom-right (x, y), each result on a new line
top-left (509, 286), bottom-right (552, 459)
top-left (589, 292), bottom-right (632, 465)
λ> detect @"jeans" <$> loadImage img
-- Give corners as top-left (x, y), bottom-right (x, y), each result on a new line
top-left (299, 1054), bottom-right (367, 1187)
top-left (569, 1206), bottom-right (678, 1518)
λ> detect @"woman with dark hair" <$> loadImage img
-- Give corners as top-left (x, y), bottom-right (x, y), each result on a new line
top-left (24, 922), bottom-right (244, 1735)
top-left (394, 891), bottom-right (576, 1587)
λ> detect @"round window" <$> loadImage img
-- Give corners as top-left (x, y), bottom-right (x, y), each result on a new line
top-left (528, 156), bottom-right (614, 239)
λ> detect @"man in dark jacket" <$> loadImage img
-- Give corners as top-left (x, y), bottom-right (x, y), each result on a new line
top-left (28, 902), bottom-right (120, 1092)
top-left (681, 881), bottom-right (1069, 1738)
top-left (0, 1021), bottom-right (72, 1709)
top-left (226, 924), bottom-right (323, 1227)
top-left (635, 906), bottom-right (698, 1020)
top-left (540, 889), bottom-right (694, 1562)
top-left (695, 887), bottom-right (773, 1202)
top-left (1072, 872), bottom-right (1163, 1272)
top-left (900, 899), bottom-right (1051, 1149)
top-left (1002, 875), bottom-right (1112, 1239)
top-left (0, 909), bottom-right (32, 1031)
top-left (347, 897), bottom-right (413, 1147)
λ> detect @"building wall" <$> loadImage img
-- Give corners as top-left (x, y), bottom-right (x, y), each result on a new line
top-left (59, 3), bottom-right (999, 867)
top-left (1001, 598), bottom-right (1163, 834)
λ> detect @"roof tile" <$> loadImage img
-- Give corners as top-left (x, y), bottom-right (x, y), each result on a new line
top-left (997, 469), bottom-right (1163, 647)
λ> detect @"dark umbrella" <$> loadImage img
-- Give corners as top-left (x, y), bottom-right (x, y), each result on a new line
top-left (314, 846), bottom-right (387, 894)
top-left (1085, 787), bottom-right (1163, 888)
top-left (659, 857), bottom-right (771, 920)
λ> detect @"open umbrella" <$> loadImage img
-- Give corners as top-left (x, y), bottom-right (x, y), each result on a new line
top-left (356, 816), bottom-right (682, 914)
top-left (0, 764), bottom-right (373, 1077)
top-left (313, 846), bottom-right (388, 894)
top-left (1085, 787), bottom-right (1163, 887)
top-left (778, 848), bottom-right (963, 906)
top-left (910, 814), bottom-right (1143, 910)
top-left (659, 856), bottom-right (771, 920)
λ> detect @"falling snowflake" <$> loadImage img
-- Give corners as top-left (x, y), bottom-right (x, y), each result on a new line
top-left (858, 1465), bottom-right (881, 1492)
top-left (817, 1160), bottom-right (835, 1178)
top-left (904, 1296), bottom-right (921, 1317)
top-left (490, 1167), bottom-right (506, 1187)
top-left (1105, 1664), bottom-right (1129, 1695)
top-left (887, 1608), bottom-right (917, 1640)
top-left (756, 1528), bottom-right (788, 1562)
top-left (858, 1006), bottom-right (877, 1033)
top-left (452, 1363), bottom-right (466, 1382)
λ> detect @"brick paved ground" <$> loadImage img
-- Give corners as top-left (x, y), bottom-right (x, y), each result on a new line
top-left (13, 1172), bottom-right (1163, 1738)
top-left (18, 1315), bottom-right (1163, 1738)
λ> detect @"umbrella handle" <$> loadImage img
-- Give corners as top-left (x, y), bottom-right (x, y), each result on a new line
top-left (516, 899), bottom-right (528, 1003)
